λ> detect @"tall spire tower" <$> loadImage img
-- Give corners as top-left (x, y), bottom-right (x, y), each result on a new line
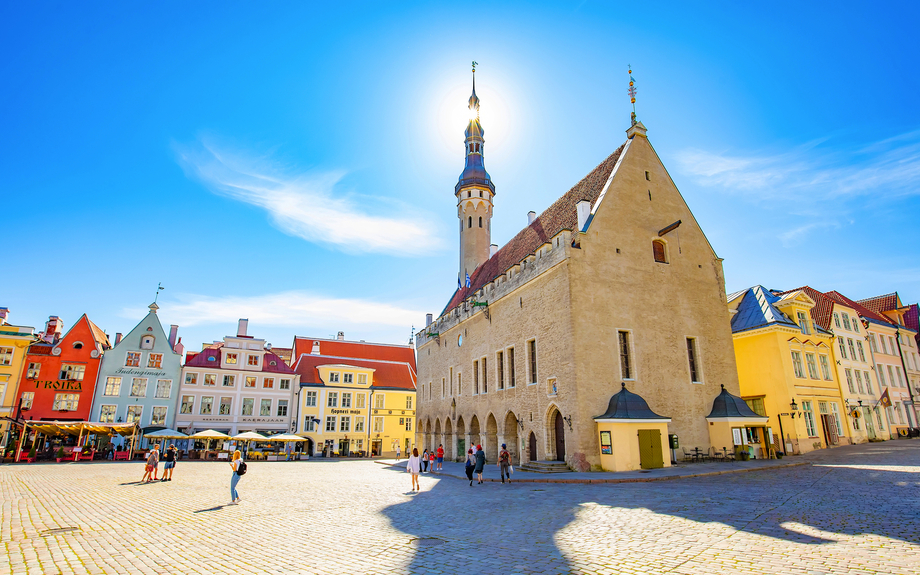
top-left (456, 62), bottom-right (495, 281)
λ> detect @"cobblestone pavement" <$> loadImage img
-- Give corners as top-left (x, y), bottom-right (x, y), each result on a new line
top-left (1, 440), bottom-right (918, 575)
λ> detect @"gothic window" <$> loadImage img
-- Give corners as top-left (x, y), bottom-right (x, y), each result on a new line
top-left (479, 216), bottom-right (482, 228)
top-left (652, 240), bottom-right (668, 263)
top-left (469, 216), bottom-right (472, 228)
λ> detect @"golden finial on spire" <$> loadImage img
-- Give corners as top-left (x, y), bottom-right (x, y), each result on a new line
top-left (628, 65), bottom-right (637, 126)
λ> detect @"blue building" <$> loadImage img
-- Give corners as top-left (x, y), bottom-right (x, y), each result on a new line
top-left (90, 303), bottom-right (183, 438)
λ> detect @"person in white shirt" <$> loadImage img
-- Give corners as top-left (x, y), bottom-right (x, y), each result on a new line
top-left (406, 448), bottom-right (421, 492)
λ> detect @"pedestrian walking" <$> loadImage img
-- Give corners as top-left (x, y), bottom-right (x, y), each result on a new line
top-left (395, 444), bottom-right (401, 461)
top-left (436, 444), bottom-right (444, 470)
top-left (228, 449), bottom-right (246, 505)
top-left (429, 449), bottom-right (436, 473)
top-left (464, 448), bottom-right (475, 486)
top-left (498, 443), bottom-right (512, 484)
top-left (141, 444), bottom-right (160, 483)
top-left (421, 449), bottom-right (429, 473)
top-left (161, 444), bottom-right (178, 482)
top-left (474, 444), bottom-right (486, 484)
top-left (406, 448), bottom-right (421, 491)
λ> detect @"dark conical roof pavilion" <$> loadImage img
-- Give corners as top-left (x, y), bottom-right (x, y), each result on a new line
top-left (594, 383), bottom-right (670, 420)
top-left (706, 385), bottom-right (766, 419)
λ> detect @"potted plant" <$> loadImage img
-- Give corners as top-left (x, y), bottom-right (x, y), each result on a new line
top-left (56, 447), bottom-right (66, 463)
top-left (28, 444), bottom-right (37, 461)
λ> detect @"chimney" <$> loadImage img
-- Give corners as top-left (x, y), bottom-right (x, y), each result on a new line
top-left (0, 307), bottom-right (8, 325)
top-left (168, 325), bottom-right (179, 349)
top-left (576, 200), bottom-right (591, 232)
top-left (527, 211), bottom-right (536, 225)
top-left (44, 316), bottom-right (63, 343)
top-left (426, 313), bottom-right (433, 327)
top-left (265, 343), bottom-right (272, 351)
top-left (174, 337), bottom-right (184, 357)
top-left (311, 340), bottom-right (321, 355)
top-left (490, 244), bottom-right (498, 258)
top-left (336, 331), bottom-right (345, 341)
top-left (114, 332), bottom-right (123, 346)
top-left (237, 319), bottom-right (249, 337)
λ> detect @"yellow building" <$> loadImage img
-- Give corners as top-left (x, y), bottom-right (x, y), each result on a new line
top-left (729, 286), bottom-right (850, 455)
top-left (0, 308), bottom-right (36, 449)
top-left (291, 337), bottom-right (417, 457)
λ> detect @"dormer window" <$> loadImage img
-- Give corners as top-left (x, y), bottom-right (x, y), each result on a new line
top-left (797, 311), bottom-right (811, 335)
top-left (226, 353), bottom-right (238, 365)
top-left (73, 342), bottom-right (83, 349)
top-left (141, 335), bottom-right (155, 350)
top-left (842, 313), bottom-right (852, 331)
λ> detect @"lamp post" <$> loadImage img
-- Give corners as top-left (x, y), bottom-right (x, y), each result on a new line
top-left (776, 399), bottom-right (798, 456)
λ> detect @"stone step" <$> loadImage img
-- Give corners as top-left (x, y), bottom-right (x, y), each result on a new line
top-left (518, 460), bottom-right (571, 473)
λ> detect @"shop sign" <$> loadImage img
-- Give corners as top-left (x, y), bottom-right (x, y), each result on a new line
top-left (599, 431), bottom-right (612, 454)
top-left (330, 409), bottom-right (362, 415)
top-left (200, 417), bottom-right (231, 422)
top-left (240, 417), bottom-right (285, 423)
top-left (34, 380), bottom-right (82, 391)
top-left (115, 368), bottom-right (166, 377)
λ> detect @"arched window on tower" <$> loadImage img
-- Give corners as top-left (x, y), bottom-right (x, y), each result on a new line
top-left (468, 216), bottom-right (473, 228)
top-left (652, 240), bottom-right (668, 264)
top-left (479, 216), bottom-right (483, 228)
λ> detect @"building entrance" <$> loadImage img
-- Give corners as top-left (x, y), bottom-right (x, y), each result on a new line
top-left (554, 412), bottom-right (566, 461)
top-left (638, 429), bottom-right (664, 469)
top-left (528, 432), bottom-right (537, 461)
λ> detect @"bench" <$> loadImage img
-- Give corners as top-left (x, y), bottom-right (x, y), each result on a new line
top-left (113, 451), bottom-right (131, 461)
top-left (18, 451), bottom-right (36, 463)
top-left (73, 449), bottom-right (96, 461)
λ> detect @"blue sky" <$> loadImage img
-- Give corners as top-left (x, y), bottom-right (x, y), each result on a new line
top-left (3, 2), bottom-right (919, 350)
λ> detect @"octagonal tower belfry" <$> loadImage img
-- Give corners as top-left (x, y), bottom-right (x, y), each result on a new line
top-left (456, 63), bottom-right (495, 281)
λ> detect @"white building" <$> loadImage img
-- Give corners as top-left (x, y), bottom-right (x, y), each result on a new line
top-left (175, 319), bottom-right (299, 436)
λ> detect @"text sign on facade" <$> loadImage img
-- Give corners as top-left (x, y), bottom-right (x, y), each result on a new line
top-left (34, 380), bottom-right (82, 392)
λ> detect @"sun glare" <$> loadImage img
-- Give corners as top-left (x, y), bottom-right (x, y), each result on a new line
top-left (434, 81), bottom-right (513, 158)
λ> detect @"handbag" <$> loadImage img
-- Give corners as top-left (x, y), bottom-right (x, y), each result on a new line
top-left (509, 464), bottom-right (514, 474)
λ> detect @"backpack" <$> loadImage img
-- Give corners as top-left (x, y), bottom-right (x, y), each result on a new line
top-left (236, 460), bottom-right (247, 476)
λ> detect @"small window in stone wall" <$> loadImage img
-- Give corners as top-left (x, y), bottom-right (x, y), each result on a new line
top-left (547, 377), bottom-right (557, 396)
top-left (653, 240), bottom-right (668, 264)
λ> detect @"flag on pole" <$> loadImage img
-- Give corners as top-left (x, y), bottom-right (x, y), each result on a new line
top-left (879, 388), bottom-right (892, 408)
top-left (458, 275), bottom-right (462, 289)
top-left (465, 273), bottom-right (471, 288)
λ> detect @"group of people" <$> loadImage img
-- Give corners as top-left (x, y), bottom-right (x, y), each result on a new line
top-left (404, 443), bottom-right (513, 490)
top-left (140, 443), bottom-right (178, 483)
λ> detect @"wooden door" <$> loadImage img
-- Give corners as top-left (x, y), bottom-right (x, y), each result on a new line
top-left (821, 414), bottom-right (838, 445)
top-left (528, 432), bottom-right (537, 461)
top-left (554, 412), bottom-right (566, 461)
top-left (638, 429), bottom-right (664, 469)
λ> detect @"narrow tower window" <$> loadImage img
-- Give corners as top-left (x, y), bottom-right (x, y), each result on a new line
top-left (468, 216), bottom-right (472, 228)
top-left (479, 216), bottom-right (482, 228)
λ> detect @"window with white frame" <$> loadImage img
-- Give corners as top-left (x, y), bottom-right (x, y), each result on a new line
top-left (244, 376), bottom-right (256, 388)
top-left (263, 377), bottom-right (274, 389)
top-left (0, 347), bottom-right (13, 366)
top-left (326, 416), bottom-right (336, 432)
top-left (497, 351), bottom-right (504, 390)
top-left (373, 416), bottom-right (384, 432)
top-left (277, 399), bottom-right (288, 417)
top-left (20, 391), bottom-right (34, 409)
top-left (343, 373), bottom-right (353, 384)
top-left (869, 333), bottom-right (878, 353)
top-left (848, 339), bottom-right (857, 361)
top-left (845, 369), bottom-right (855, 393)
top-left (355, 416), bottom-right (365, 432)
top-left (280, 379), bottom-right (291, 390)
top-left (854, 370), bottom-right (864, 394)
top-left (340, 416), bottom-right (350, 432)
top-left (223, 374), bottom-right (235, 387)
top-left (802, 401), bottom-right (817, 437)
top-left (805, 353), bottom-right (819, 379)
top-left (791, 351), bottom-right (805, 378)
top-left (877, 365), bottom-right (887, 386)
top-left (341, 393), bottom-right (352, 408)
top-left (374, 394), bottom-right (385, 409)
top-left (896, 367), bottom-right (905, 387)
top-left (155, 379), bottom-right (171, 399)
top-left (328, 392), bottom-right (338, 407)
top-left (797, 312), bottom-right (811, 335)
top-left (219, 397), bottom-right (232, 415)
top-left (200, 397), bottom-right (213, 415)
top-left (147, 353), bottom-right (163, 368)
top-left (405, 418), bottom-right (412, 431)
top-left (125, 352), bottom-right (141, 367)
top-left (880, 336), bottom-right (888, 354)
top-left (357, 373), bottom-right (368, 384)
top-left (180, 395), bottom-right (194, 414)
top-left (856, 341), bottom-right (866, 363)
top-left (406, 396), bottom-right (412, 409)
top-left (305, 391), bottom-right (317, 407)
top-left (508, 347), bottom-right (516, 388)
top-left (126, 405), bottom-right (142, 423)
top-left (60, 364), bottom-right (85, 381)
top-left (842, 313), bottom-right (852, 330)
top-left (888, 365), bottom-right (896, 388)
top-left (356, 393), bottom-right (366, 409)
top-left (260, 399), bottom-right (272, 416)
top-left (304, 417), bottom-right (316, 432)
top-left (99, 405), bottom-right (117, 423)
top-left (864, 371), bottom-right (874, 395)
top-left (185, 372), bottom-right (198, 385)
top-left (104, 377), bottom-right (121, 396)
top-left (130, 378), bottom-right (147, 397)
top-left (247, 354), bottom-right (259, 366)
top-left (819, 355), bottom-right (832, 380)
top-left (27, 362), bottom-right (40, 379)
top-left (225, 353), bottom-right (238, 364)
top-left (888, 337), bottom-right (896, 354)
top-left (473, 360), bottom-right (479, 395)
top-left (151, 406), bottom-right (167, 425)
top-left (481, 357), bottom-right (488, 393)
top-left (241, 397), bottom-right (254, 416)
top-left (833, 313), bottom-right (841, 328)
top-left (204, 374), bottom-right (217, 386)
top-left (329, 372), bottom-right (340, 383)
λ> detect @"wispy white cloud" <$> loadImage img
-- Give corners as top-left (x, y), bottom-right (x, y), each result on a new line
top-left (123, 291), bottom-right (423, 330)
top-left (676, 131), bottom-right (920, 201)
top-left (176, 139), bottom-right (442, 256)
top-left (777, 221), bottom-right (839, 248)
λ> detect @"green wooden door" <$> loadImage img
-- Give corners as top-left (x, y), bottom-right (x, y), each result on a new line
top-left (638, 429), bottom-right (664, 469)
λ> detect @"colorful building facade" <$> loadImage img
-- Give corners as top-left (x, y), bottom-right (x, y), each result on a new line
top-left (0, 308), bottom-right (36, 447)
top-left (729, 287), bottom-right (849, 455)
top-left (90, 303), bottom-right (183, 432)
top-left (17, 315), bottom-right (110, 422)
top-left (175, 320), bottom-right (298, 437)
top-left (292, 336), bottom-right (417, 457)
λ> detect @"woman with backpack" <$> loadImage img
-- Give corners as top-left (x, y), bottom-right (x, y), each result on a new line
top-left (228, 450), bottom-right (246, 505)
top-left (464, 448), bottom-right (475, 486)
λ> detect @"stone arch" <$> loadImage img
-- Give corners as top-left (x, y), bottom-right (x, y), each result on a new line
top-left (433, 419), bottom-right (441, 453)
top-left (485, 412), bottom-right (499, 461)
top-left (545, 403), bottom-right (565, 462)
top-left (503, 410), bottom-right (520, 464)
top-left (455, 416), bottom-right (466, 459)
top-left (469, 414), bottom-right (481, 452)
top-left (444, 417), bottom-right (454, 460)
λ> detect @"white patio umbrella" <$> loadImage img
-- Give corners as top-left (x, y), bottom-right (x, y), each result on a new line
top-left (265, 433), bottom-right (307, 442)
top-left (232, 431), bottom-right (268, 456)
top-left (144, 428), bottom-right (188, 439)
top-left (188, 429), bottom-right (231, 454)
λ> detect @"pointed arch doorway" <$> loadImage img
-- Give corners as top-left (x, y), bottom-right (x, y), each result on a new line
top-left (528, 431), bottom-right (537, 461)
top-left (554, 412), bottom-right (566, 461)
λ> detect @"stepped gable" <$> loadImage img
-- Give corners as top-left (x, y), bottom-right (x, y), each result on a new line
top-left (824, 291), bottom-right (893, 326)
top-left (443, 144), bottom-right (625, 313)
top-left (857, 292), bottom-right (900, 315)
top-left (777, 286), bottom-right (834, 330)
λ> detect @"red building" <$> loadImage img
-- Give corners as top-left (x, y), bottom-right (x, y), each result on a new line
top-left (18, 315), bottom-right (110, 422)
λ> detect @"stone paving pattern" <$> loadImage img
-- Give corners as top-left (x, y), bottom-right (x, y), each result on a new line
top-left (1, 440), bottom-right (918, 574)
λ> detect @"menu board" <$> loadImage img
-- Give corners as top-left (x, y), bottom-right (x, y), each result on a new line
top-left (732, 428), bottom-right (743, 446)
top-left (600, 431), bottom-right (612, 454)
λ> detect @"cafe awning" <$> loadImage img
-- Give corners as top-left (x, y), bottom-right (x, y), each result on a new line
top-left (265, 433), bottom-right (307, 442)
top-left (232, 431), bottom-right (268, 441)
top-left (144, 428), bottom-right (189, 439)
top-left (188, 429), bottom-right (231, 439)
top-left (25, 420), bottom-right (139, 437)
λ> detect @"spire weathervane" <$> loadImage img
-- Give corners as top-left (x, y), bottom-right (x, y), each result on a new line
top-left (469, 61), bottom-right (480, 117)
top-left (628, 65), bottom-right (637, 126)
top-left (154, 282), bottom-right (165, 303)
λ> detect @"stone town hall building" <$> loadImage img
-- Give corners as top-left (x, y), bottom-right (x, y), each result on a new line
top-left (415, 70), bottom-right (762, 472)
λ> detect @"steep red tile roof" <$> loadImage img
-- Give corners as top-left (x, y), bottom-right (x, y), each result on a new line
top-left (777, 286), bottom-right (834, 330)
top-left (825, 291), bottom-right (894, 326)
top-left (292, 337), bottom-right (416, 373)
top-left (86, 317), bottom-right (110, 348)
top-left (184, 347), bottom-right (221, 367)
top-left (261, 352), bottom-right (296, 374)
top-left (905, 304), bottom-right (919, 342)
top-left (293, 354), bottom-right (417, 391)
top-left (443, 145), bottom-right (626, 313)
top-left (857, 293), bottom-right (901, 315)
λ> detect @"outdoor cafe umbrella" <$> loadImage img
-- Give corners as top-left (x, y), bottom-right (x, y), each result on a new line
top-left (144, 428), bottom-right (188, 439)
top-left (265, 433), bottom-right (307, 442)
top-left (232, 431), bottom-right (268, 455)
top-left (188, 429), bottom-right (231, 453)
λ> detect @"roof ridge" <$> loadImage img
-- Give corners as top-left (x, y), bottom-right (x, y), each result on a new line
top-left (294, 353), bottom-right (413, 367)
top-left (292, 336), bottom-right (413, 349)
